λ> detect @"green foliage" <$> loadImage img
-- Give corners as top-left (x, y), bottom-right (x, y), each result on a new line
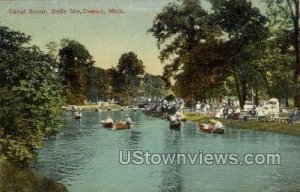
top-left (165, 94), bottom-right (176, 102)
top-left (149, 0), bottom-right (228, 100)
top-left (0, 26), bottom-right (64, 166)
top-left (58, 39), bottom-right (94, 104)
top-left (150, 0), bottom-right (297, 106)
top-left (87, 66), bottom-right (111, 101)
top-left (107, 52), bottom-right (145, 102)
top-left (143, 73), bottom-right (166, 97)
top-left (0, 158), bottom-right (68, 192)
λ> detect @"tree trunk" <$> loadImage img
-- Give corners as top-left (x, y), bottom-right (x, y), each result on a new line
top-left (254, 88), bottom-right (259, 106)
top-left (233, 69), bottom-right (242, 108)
top-left (240, 79), bottom-right (247, 109)
top-left (293, 0), bottom-right (300, 107)
top-left (262, 72), bottom-right (272, 98)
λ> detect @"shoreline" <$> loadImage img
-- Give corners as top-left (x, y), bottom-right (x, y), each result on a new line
top-left (185, 114), bottom-right (300, 136)
top-left (71, 104), bottom-right (122, 111)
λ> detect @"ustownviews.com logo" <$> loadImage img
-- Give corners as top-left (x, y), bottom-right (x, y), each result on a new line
top-left (119, 150), bottom-right (281, 166)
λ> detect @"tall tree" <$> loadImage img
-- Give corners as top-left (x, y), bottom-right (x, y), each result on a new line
top-left (58, 39), bottom-right (94, 104)
top-left (148, 0), bottom-right (228, 101)
top-left (143, 73), bottom-right (166, 97)
top-left (116, 52), bottom-right (145, 102)
top-left (87, 66), bottom-right (110, 102)
top-left (211, 0), bottom-right (269, 107)
top-left (263, 0), bottom-right (300, 107)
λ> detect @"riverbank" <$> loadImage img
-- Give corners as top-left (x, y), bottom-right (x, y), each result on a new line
top-left (186, 114), bottom-right (300, 136)
top-left (77, 104), bottom-right (122, 111)
top-left (0, 157), bottom-right (68, 192)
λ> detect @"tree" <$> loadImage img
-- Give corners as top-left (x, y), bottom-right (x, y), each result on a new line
top-left (116, 52), bottom-right (145, 102)
top-left (263, 0), bottom-right (300, 107)
top-left (211, 0), bottom-right (269, 107)
top-left (148, 0), bottom-right (215, 87)
top-left (148, 0), bottom-right (229, 101)
top-left (58, 39), bottom-right (94, 104)
top-left (87, 66), bottom-right (110, 102)
top-left (0, 26), bottom-right (64, 166)
top-left (143, 73), bottom-right (166, 97)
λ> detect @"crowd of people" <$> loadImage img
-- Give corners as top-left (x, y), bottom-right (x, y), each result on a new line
top-left (143, 97), bottom-right (300, 125)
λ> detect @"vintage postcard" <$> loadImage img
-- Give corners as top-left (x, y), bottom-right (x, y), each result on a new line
top-left (0, 0), bottom-right (300, 192)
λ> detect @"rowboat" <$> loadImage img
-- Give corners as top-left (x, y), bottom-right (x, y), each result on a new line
top-left (170, 121), bottom-right (181, 129)
top-left (199, 123), bottom-right (225, 134)
top-left (100, 120), bottom-right (113, 128)
top-left (74, 112), bottom-right (82, 119)
top-left (115, 122), bottom-right (131, 130)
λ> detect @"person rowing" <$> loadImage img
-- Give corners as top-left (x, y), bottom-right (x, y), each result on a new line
top-left (213, 120), bottom-right (223, 131)
top-left (105, 116), bottom-right (114, 123)
top-left (125, 115), bottom-right (133, 126)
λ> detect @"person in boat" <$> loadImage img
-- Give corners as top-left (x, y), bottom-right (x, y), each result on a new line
top-left (169, 115), bottom-right (175, 122)
top-left (214, 120), bottom-right (223, 129)
top-left (207, 119), bottom-right (215, 130)
top-left (105, 116), bottom-right (114, 123)
top-left (288, 108), bottom-right (300, 125)
top-left (125, 115), bottom-right (133, 125)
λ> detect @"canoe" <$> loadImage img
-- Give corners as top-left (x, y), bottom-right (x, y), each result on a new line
top-left (199, 123), bottom-right (225, 134)
top-left (170, 121), bottom-right (181, 129)
top-left (100, 121), bottom-right (113, 128)
top-left (115, 122), bottom-right (131, 130)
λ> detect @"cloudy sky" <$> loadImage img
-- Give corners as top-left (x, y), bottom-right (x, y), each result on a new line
top-left (0, 0), bottom-right (264, 75)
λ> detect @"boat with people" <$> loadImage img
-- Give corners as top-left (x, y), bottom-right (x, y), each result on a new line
top-left (169, 113), bottom-right (182, 129)
top-left (74, 111), bottom-right (82, 119)
top-left (114, 115), bottom-right (133, 130)
top-left (100, 116), bottom-right (114, 128)
top-left (198, 120), bottom-right (225, 134)
top-left (101, 121), bottom-right (114, 128)
top-left (115, 122), bottom-right (131, 130)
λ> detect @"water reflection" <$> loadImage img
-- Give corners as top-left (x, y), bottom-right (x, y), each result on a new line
top-left (36, 111), bottom-right (300, 192)
top-left (160, 129), bottom-right (183, 192)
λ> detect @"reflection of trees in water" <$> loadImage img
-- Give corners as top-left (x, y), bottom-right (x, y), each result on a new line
top-left (130, 110), bottom-right (142, 122)
top-left (122, 111), bottom-right (145, 148)
top-left (160, 130), bottom-right (183, 192)
top-left (124, 130), bottom-right (142, 149)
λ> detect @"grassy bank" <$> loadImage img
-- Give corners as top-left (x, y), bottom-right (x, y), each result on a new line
top-left (77, 104), bottom-right (122, 111)
top-left (0, 157), bottom-right (68, 192)
top-left (185, 114), bottom-right (300, 136)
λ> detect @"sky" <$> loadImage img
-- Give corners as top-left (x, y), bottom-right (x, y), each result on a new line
top-left (0, 0), bottom-right (265, 75)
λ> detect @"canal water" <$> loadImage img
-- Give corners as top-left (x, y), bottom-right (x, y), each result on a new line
top-left (36, 111), bottom-right (300, 192)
